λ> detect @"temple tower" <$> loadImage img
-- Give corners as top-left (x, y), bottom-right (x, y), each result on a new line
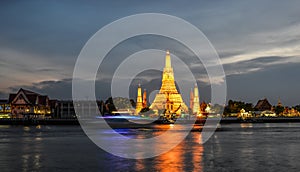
top-left (190, 88), bottom-right (194, 110)
top-left (192, 84), bottom-right (200, 114)
top-left (136, 84), bottom-right (143, 114)
top-left (149, 50), bottom-right (188, 115)
top-left (277, 98), bottom-right (283, 107)
top-left (142, 89), bottom-right (147, 108)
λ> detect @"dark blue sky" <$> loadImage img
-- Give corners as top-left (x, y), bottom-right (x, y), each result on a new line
top-left (1, 0), bottom-right (300, 106)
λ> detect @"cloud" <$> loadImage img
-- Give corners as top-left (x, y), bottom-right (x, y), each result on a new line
top-left (1, 0), bottom-right (300, 106)
top-left (0, 47), bottom-right (74, 92)
top-left (8, 79), bottom-right (73, 100)
top-left (4, 56), bottom-right (300, 106)
top-left (221, 46), bottom-right (300, 65)
top-left (226, 62), bottom-right (300, 106)
top-left (223, 56), bottom-right (299, 76)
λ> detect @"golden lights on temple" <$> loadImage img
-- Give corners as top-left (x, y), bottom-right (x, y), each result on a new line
top-left (136, 50), bottom-right (202, 116)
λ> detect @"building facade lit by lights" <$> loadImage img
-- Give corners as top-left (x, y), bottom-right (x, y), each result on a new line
top-left (0, 99), bottom-right (10, 118)
top-left (8, 88), bottom-right (51, 118)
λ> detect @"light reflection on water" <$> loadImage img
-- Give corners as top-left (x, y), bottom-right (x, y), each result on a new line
top-left (1, 123), bottom-right (300, 171)
top-left (21, 126), bottom-right (43, 172)
top-left (240, 123), bottom-right (253, 128)
top-left (135, 126), bottom-right (203, 172)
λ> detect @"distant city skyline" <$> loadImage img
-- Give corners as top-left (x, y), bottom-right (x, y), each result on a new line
top-left (1, 1), bottom-right (300, 106)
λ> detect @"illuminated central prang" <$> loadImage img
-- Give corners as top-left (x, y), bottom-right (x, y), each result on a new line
top-left (149, 50), bottom-right (188, 115)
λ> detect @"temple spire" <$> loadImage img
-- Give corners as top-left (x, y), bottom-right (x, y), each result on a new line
top-left (165, 50), bottom-right (171, 68)
top-left (136, 84), bottom-right (143, 114)
top-left (194, 83), bottom-right (198, 97)
top-left (193, 84), bottom-right (200, 114)
top-left (190, 88), bottom-right (194, 110)
top-left (142, 89), bottom-right (147, 108)
top-left (277, 97), bottom-right (283, 107)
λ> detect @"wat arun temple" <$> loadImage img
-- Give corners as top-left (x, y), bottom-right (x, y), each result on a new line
top-left (136, 50), bottom-right (200, 116)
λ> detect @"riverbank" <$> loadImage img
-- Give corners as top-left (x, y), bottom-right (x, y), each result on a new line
top-left (1, 117), bottom-right (300, 126)
top-left (0, 118), bottom-right (79, 125)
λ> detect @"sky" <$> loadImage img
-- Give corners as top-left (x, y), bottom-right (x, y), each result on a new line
top-left (1, 0), bottom-right (300, 106)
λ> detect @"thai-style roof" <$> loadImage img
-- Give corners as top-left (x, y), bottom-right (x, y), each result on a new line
top-left (254, 98), bottom-right (272, 111)
top-left (8, 88), bottom-right (49, 106)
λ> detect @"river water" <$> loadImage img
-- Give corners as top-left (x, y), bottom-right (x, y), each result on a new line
top-left (0, 123), bottom-right (300, 172)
